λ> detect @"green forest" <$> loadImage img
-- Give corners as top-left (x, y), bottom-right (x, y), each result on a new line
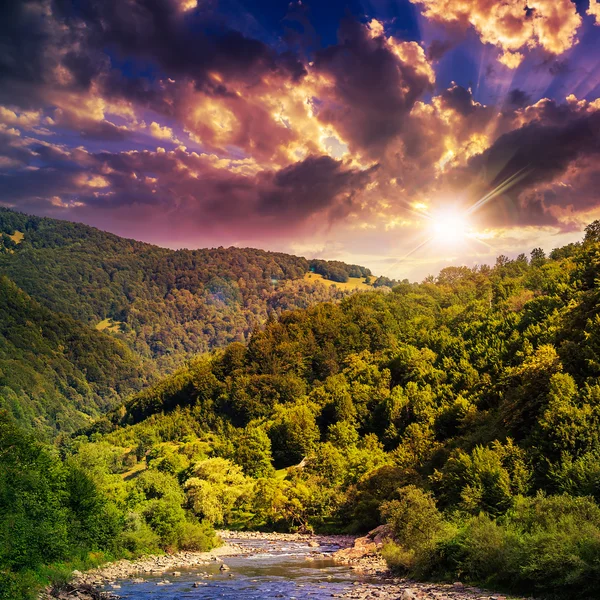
top-left (3, 210), bottom-right (600, 598)
top-left (0, 208), bottom-right (370, 374)
top-left (0, 209), bottom-right (374, 434)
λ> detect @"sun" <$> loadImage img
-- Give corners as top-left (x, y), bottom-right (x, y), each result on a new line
top-left (428, 209), bottom-right (470, 246)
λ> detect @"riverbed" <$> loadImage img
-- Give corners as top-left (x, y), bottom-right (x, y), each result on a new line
top-left (99, 537), bottom-right (364, 599)
top-left (92, 536), bottom-right (520, 600)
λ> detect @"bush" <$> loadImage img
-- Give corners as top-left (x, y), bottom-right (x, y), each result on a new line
top-left (177, 520), bottom-right (218, 551)
top-left (381, 485), bottom-right (444, 569)
top-left (397, 493), bottom-right (600, 599)
top-left (380, 541), bottom-right (415, 571)
top-left (120, 512), bottom-right (161, 555)
top-left (0, 571), bottom-right (36, 600)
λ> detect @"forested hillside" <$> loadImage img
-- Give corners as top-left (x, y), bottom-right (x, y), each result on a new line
top-left (0, 209), bottom-right (372, 373)
top-left (5, 214), bottom-right (600, 598)
top-left (58, 224), bottom-right (600, 598)
top-left (0, 276), bottom-right (147, 435)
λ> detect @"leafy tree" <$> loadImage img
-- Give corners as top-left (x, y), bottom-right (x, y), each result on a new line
top-left (234, 425), bottom-right (274, 477)
top-left (269, 402), bottom-right (320, 468)
top-left (381, 485), bottom-right (444, 568)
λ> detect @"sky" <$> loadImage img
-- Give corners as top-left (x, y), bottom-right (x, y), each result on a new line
top-left (1, 0), bottom-right (600, 280)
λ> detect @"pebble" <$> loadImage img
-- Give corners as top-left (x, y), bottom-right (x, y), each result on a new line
top-left (37, 532), bottom-right (532, 600)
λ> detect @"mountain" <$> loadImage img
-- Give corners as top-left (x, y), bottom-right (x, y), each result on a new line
top-left (0, 275), bottom-right (146, 436)
top-left (0, 209), bottom-right (376, 374)
top-left (0, 209), bottom-right (379, 433)
top-left (62, 230), bottom-right (600, 597)
top-left (4, 220), bottom-right (600, 598)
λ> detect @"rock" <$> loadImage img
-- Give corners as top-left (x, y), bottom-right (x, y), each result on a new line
top-left (71, 570), bottom-right (83, 578)
top-left (220, 563), bottom-right (230, 571)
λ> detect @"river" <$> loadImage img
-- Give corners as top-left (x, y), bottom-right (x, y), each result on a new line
top-left (100, 538), bottom-right (370, 599)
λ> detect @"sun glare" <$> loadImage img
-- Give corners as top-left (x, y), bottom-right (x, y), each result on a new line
top-left (428, 210), bottom-right (470, 246)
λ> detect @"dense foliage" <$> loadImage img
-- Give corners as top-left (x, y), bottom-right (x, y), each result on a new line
top-left (5, 210), bottom-right (600, 598)
top-left (64, 225), bottom-right (600, 598)
top-left (309, 259), bottom-right (371, 283)
top-left (0, 209), bottom-right (365, 373)
top-left (0, 411), bottom-right (217, 599)
top-left (0, 276), bottom-right (147, 435)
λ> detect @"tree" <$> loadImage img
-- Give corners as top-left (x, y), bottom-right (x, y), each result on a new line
top-left (234, 425), bottom-right (274, 477)
top-left (433, 445), bottom-right (516, 515)
top-left (269, 402), bottom-right (320, 468)
top-left (584, 220), bottom-right (600, 243)
top-left (184, 458), bottom-right (250, 526)
top-left (530, 247), bottom-right (546, 266)
top-left (381, 485), bottom-right (443, 555)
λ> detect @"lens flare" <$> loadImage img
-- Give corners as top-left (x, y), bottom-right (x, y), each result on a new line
top-left (428, 210), bottom-right (470, 245)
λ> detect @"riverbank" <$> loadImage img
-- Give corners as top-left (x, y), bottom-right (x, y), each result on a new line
top-left (38, 531), bottom-right (350, 599)
top-left (340, 579), bottom-right (523, 600)
top-left (39, 532), bottom-right (532, 600)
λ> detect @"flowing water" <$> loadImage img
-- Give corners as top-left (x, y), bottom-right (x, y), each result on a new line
top-left (101, 539), bottom-right (367, 599)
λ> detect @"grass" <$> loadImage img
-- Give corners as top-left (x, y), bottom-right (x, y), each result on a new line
top-left (122, 460), bottom-right (146, 481)
top-left (8, 231), bottom-right (24, 244)
top-left (1, 550), bottom-right (117, 600)
top-left (303, 272), bottom-right (375, 291)
top-left (95, 318), bottom-right (123, 333)
top-left (0, 230), bottom-right (24, 254)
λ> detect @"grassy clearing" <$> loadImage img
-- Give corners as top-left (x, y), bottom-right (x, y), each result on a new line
top-left (9, 230), bottom-right (24, 244)
top-left (95, 318), bottom-right (123, 333)
top-left (121, 460), bottom-right (146, 481)
top-left (303, 272), bottom-right (374, 291)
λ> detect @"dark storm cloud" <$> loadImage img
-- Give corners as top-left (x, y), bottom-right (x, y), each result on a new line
top-left (426, 39), bottom-right (454, 61)
top-left (451, 99), bottom-right (600, 228)
top-left (312, 18), bottom-right (434, 158)
top-left (257, 155), bottom-right (378, 220)
top-left (52, 0), bottom-right (306, 93)
top-left (0, 0), bottom-right (306, 125)
top-left (439, 84), bottom-right (479, 116)
top-left (0, 133), bottom-right (376, 239)
top-left (0, 0), bottom-right (54, 87)
top-left (472, 106), bottom-right (600, 193)
top-left (506, 89), bottom-right (532, 109)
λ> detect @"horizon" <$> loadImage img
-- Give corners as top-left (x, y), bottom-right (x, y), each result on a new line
top-left (1, 0), bottom-right (599, 280)
top-left (3, 205), bottom-right (590, 283)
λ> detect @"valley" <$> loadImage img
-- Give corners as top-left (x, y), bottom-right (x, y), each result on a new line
top-left (2, 211), bottom-right (600, 600)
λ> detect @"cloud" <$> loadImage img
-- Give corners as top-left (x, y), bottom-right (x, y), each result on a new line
top-left (410, 0), bottom-right (582, 68)
top-left (0, 0), bottom-right (598, 276)
top-left (0, 133), bottom-right (377, 245)
top-left (257, 155), bottom-right (378, 221)
top-left (51, 0), bottom-right (306, 92)
top-left (426, 39), bottom-right (456, 61)
top-left (0, 106), bottom-right (42, 129)
top-left (589, 1), bottom-right (600, 25)
top-left (311, 19), bottom-right (435, 158)
top-left (149, 121), bottom-right (175, 140)
top-left (506, 88), bottom-right (532, 108)
top-left (448, 96), bottom-right (600, 228)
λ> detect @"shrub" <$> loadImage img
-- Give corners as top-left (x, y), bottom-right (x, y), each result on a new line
top-left (380, 541), bottom-right (415, 571)
top-left (120, 512), bottom-right (160, 555)
top-left (427, 494), bottom-right (600, 598)
top-left (177, 520), bottom-right (218, 551)
top-left (381, 485), bottom-right (443, 569)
